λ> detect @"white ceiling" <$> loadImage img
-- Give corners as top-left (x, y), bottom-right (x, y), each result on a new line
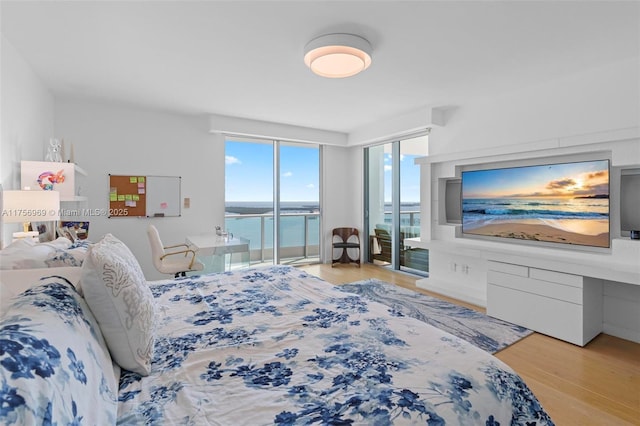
top-left (2, 1), bottom-right (638, 134)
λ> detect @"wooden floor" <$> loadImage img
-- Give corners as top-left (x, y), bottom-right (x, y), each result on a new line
top-left (299, 263), bottom-right (640, 426)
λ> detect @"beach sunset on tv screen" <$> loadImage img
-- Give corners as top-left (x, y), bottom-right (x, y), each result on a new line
top-left (461, 159), bottom-right (610, 248)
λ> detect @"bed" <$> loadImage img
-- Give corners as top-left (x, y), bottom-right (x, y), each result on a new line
top-left (0, 234), bottom-right (553, 425)
top-left (0, 237), bottom-right (88, 309)
top-left (0, 236), bottom-right (89, 270)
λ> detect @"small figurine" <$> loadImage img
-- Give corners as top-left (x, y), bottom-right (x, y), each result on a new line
top-left (45, 138), bottom-right (63, 162)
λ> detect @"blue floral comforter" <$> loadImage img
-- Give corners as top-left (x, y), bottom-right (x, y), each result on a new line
top-left (117, 265), bottom-right (553, 425)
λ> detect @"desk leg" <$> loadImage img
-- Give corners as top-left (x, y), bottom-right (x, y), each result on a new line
top-left (227, 250), bottom-right (251, 271)
top-left (199, 254), bottom-right (227, 274)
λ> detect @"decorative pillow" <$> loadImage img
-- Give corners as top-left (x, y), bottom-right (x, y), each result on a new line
top-left (43, 240), bottom-right (90, 268)
top-left (80, 234), bottom-right (156, 375)
top-left (0, 277), bottom-right (119, 424)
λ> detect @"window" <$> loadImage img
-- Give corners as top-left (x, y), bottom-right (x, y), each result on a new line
top-left (225, 138), bottom-right (321, 266)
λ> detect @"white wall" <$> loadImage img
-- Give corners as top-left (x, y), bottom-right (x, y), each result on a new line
top-left (321, 145), bottom-right (363, 262)
top-left (1, 35), bottom-right (55, 247)
top-left (428, 57), bottom-right (639, 156)
top-left (54, 99), bottom-right (360, 279)
top-left (54, 99), bottom-right (224, 280)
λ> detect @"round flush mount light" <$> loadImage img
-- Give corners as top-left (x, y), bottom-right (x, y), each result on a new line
top-left (304, 33), bottom-right (372, 78)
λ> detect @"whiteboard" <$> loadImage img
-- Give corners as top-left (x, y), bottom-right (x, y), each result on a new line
top-left (145, 176), bottom-right (181, 217)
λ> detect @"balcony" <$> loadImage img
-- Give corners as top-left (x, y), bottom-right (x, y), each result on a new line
top-left (223, 209), bottom-right (426, 273)
top-left (224, 212), bottom-right (320, 267)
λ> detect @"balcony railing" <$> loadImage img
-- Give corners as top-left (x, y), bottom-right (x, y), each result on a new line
top-left (379, 210), bottom-right (421, 227)
top-left (223, 210), bottom-right (422, 268)
top-left (224, 212), bottom-right (320, 265)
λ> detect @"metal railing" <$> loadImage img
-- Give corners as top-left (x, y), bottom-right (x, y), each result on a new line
top-left (224, 209), bottom-right (422, 267)
top-left (224, 212), bottom-right (320, 265)
top-left (380, 210), bottom-right (421, 227)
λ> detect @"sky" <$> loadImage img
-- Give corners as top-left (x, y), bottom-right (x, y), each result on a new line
top-left (225, 140), bottom-right (319, 202)
top-left (384, 153), bottom-right (421, 203)
top-left (226, 140), bottom-right (422, 204)
top-left (462, 159), bottom-right (610, 199)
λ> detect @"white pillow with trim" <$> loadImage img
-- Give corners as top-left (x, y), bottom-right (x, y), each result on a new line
top-left (81, 233), bottom-right (156, 375)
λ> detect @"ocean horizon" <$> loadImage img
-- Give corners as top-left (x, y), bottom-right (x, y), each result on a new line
top-left (462, 197), bottom-right (609, 230)
top-left (224, 201), bottom-right (422, 250)
top-left (225, 201), bottom-right (421, 215)
top-left (226, 201), bottom-right (320, 215)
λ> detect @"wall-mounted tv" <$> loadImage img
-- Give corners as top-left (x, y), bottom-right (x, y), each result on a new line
top-left (461, 158), bottom-right (610, 249)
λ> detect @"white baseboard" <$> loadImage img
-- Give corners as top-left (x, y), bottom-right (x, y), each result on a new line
top-left (603, 323), bottom-right (640, 344)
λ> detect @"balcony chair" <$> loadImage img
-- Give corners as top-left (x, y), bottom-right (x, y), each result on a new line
top-left (370, 227), bottom-right (429, 272)
top-left (331, 227), bottom-right (360, 267)
top-left (370, 228), bottom-right (401, 264)
top-left (147, 224), bottom-right (204, 277)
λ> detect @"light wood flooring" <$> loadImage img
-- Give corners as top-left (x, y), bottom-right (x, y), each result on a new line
top-left (298, 263), bottom-right (640, 426)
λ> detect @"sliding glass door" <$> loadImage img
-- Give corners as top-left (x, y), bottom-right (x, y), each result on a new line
top-left (365, 135), bottom-right (428, 274)
top-left (278, 142), bottom-right (321, 263)
top-left (366, 143), bottom-right (394, 266)
top-left (225, 137), bottom-right (320, 267)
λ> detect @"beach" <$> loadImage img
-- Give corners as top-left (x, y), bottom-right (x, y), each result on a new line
top-left (465, 219), bottom-right (609, 247)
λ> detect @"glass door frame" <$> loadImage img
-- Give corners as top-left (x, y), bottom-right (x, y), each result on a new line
top-left (364, 142), bottom-right (401, 269)
top-left (225, 136), bottom-right (322, 266)
top-left (364, 132), bottom-right (428, 272)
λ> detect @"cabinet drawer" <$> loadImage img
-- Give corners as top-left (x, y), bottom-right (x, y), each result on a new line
top-left (488, 270), bottom-right (583, 304)
top-left (487, 261), bottom-right (528, 277)
top-left (530, 268), bottom-right (583, 288)
top-left (487, 284), bottom-right (585, 345)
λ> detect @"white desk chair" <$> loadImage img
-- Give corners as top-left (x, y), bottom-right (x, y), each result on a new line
top-left (147, 225), bottom-right (204, 277)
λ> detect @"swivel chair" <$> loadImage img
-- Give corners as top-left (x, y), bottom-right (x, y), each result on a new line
top-left (147, 224), bottom-right (204, 277)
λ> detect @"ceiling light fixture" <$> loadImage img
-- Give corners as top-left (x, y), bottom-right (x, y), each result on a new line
top-left (304, 33), bottom-right (372, 78)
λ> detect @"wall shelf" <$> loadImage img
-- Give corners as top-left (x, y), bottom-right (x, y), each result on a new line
top-left (21, 160), bottom-right (87, 202)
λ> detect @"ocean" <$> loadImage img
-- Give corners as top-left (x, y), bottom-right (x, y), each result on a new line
top-left (462, 198), bottom-right (609, 229)
top-left (224, 202), bottom-right (421, 250)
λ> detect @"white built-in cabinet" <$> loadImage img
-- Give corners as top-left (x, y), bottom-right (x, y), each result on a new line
top-left (487, 260), bottom-right (603, 346)
top-left (405, 238), bottom-right (640, 345)
top-left (410, 130), bottom-right (640, 345)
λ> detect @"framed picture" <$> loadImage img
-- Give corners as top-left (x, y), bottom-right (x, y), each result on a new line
top-left (31, 221), bottom-right (56, 242)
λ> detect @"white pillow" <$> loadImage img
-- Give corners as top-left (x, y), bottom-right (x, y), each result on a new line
top-left (81, 234), bottom-right (156, 375)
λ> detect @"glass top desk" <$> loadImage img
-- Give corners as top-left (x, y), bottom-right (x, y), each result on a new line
top-left (186, 233), bottom-right (250, 272)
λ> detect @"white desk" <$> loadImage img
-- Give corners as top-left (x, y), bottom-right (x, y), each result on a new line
top-left (186, 234), bottom-right (250, 272)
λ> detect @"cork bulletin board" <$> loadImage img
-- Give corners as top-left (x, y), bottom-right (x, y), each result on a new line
top-left (108, 175), bottom-right (181, 217)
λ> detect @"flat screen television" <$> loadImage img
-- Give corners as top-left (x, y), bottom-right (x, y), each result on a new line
top-left (461, 158), bottom-right (610, 249)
